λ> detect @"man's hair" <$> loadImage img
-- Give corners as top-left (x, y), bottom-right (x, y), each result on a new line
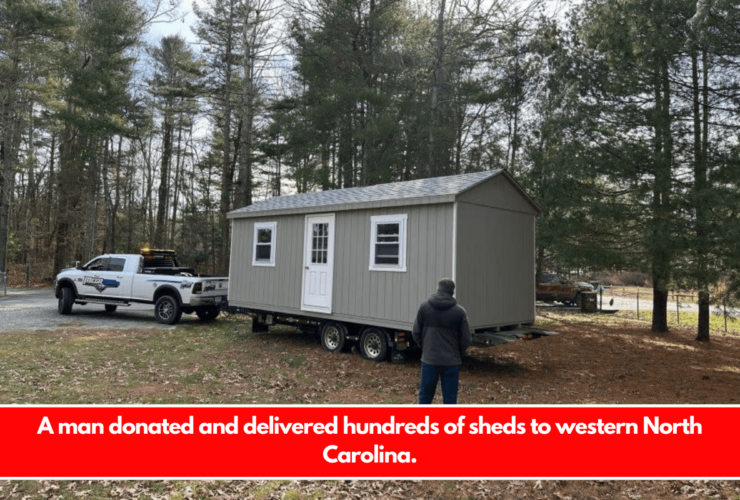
top-left (437, 278), bottom-right (455, 295)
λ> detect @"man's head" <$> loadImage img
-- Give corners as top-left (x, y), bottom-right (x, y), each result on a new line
top-left (437, 278), bottom-right (455, 296)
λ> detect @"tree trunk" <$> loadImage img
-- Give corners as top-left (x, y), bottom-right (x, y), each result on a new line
top-left (155, 105), bottom-right (173, 248)
top-left (693, 49), bottom-right (710, 342)
top-left (170, 114), bottom-right (184, 247)
top-left (650, 61), bottom-right (672, 333)
top-left (53, 97), bottom-right (77, 274)
top-left (428, 0), bottom-right (446, 178)
top-left (237, 6), bottom-right (257, 208)
top-left (219, 0), bottom-right (235, 276)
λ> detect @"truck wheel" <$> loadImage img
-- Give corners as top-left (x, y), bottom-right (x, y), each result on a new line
top-left (196, 307), bottom-right (220, 322)
top-left (360, 327), bottom-right (388, 362)
top-left (575, 293), bottom-right (583, 309)
top-left (320, 321), bottom-right (347, 353)
top-left (154, 295), bottom-right (182, 325)
top-left (58, 287), bottom-right (74, 315)
top-left (105, 305), bottom-right (117, 313)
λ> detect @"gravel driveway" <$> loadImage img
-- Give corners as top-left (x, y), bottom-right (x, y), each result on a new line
top-left (0, 288), bottom-right (200, 333)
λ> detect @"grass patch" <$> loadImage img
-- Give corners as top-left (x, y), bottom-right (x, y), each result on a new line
top-left (0, 316), bottom-right (324, 404)
top-left (537, 308), bottom-right (740, 336)
top-left (619, 310), bottom-right (740, 335)
top-left (281, 354), bottom-right (306, 369)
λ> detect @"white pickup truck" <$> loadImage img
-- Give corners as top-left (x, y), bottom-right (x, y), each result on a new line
top-left (53, 250), bottom-right (228, 324)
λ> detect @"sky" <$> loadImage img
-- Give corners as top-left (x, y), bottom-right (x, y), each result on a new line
top-left (144, 0), bottom-right (201, 46)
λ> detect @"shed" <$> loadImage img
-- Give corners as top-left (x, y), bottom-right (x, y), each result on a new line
top-left (227, 169), bottom-right (542, 358)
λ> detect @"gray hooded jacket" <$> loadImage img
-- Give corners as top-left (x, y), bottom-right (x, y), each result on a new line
top-left (412, 292), bottom-right (472, 366)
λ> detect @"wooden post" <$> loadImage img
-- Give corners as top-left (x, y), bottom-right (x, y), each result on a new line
top-left (725, 299), bottom-right (728, 333)
top-left (676, 292), bottom-right (680, 324)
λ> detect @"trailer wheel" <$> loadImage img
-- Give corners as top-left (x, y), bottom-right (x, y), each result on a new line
top-left (320, 321), bottom-right (347, 353)
top-left (58, 287), bottom-right (74, 315)
top-left (196, 306), bottom-right (220, 322)
top-left (360, 327), bottom-right (388, 362)
top-left (105, 304), bottom-right (117, 313)
top-left (154, 295), bottom-right (182, 325)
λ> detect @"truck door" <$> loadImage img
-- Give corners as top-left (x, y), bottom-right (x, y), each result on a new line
top-left (80, 257), bottom-right (122, 299)
top-left (105, 257), bottom-right (132, 298)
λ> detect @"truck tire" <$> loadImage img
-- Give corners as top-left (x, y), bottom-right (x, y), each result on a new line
top-left (575, 293), bottom-right (583, 309)
top-left (360, 327), bottom-right (388, 362)
top-left (154, 295), bottom-right (182, 325)
top-left (320, 321), bottom-right (347, 353)
top-left (105, 304), bottom-right (117, 313)
top-left (196, 306), bottom-right (220, 322)
top-left (58, 287), bottom-right (74, 315)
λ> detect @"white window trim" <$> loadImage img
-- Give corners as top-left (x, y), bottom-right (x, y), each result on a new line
top-left (369, 214), bottom-right (407, 272)
top-left (252, 222), bottom-right (277, 267)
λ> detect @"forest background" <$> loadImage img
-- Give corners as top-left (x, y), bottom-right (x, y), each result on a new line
top-left (2, 0), bottom-right (740, 340)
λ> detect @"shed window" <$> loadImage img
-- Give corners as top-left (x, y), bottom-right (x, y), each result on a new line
top-left (369, 214), bottom-right (407, 272)
top-left (253, 222), bottom-right (277, 267)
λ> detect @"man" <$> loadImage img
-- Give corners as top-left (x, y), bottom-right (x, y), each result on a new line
top-left (412, 278), bottom-right (471, 404)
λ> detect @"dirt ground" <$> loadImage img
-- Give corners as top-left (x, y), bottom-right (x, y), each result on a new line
top-left (1, 309), bottom-right (739, 498)
top-left (2, 479), bottom-right (740, 500)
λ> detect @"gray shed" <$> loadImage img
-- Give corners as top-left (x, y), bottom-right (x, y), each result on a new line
top-left (227, 169), bottom-right (542, 360)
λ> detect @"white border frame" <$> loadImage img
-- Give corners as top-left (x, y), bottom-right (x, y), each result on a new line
top-left (252, 222), bottom-right (277, 267)
top-left (6, 404), bottom-right (734, 480)
top-left (369, 214), bottom-right (407, 272)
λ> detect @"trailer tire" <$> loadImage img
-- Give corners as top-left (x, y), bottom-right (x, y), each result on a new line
top-left (154, 294), bottom-right (182, 325)
top-left (360, 327), bottom-right (388, 362)
top-left (105, 304), bottom-right (117, 313)
top-left (320, 321), bottom-right (347, 353)
top-left (58, 287), bottom-right (74, 315)
top-left (196, 306), bottom-right (220, 322)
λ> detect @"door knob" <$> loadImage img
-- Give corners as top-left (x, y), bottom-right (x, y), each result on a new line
top-left (305, 266), bottom-right (309, 270)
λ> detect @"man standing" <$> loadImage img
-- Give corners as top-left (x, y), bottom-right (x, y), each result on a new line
top-left (412, 278), bottom-right (471, 404)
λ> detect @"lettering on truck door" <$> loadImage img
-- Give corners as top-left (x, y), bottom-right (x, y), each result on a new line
top-left (81, 257), bottom-right (122, 299)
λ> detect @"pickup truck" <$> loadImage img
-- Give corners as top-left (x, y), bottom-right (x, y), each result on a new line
top-left (536, 273), bottom-right (594, 307)
top-left (53, 250), bottom-right (228, 324)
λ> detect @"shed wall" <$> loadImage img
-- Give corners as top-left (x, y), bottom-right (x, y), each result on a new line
top-left (457, 173), bottom-right (539, 215)
top-left (229, 203), bottom-right (454, 330)
top-left (455, 201), bottom-right (536, 329)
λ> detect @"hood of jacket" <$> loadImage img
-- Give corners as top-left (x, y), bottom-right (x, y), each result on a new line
top-left (428, 292), bottom-right (457, 310)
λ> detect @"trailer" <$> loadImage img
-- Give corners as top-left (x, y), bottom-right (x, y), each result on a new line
top-left (227, 170), bottom-right (553, 362)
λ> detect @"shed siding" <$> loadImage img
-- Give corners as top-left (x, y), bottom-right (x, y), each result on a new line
top-left (230, 214), bottom-right (306, 311)
top-left (457, 174), bottom-right (539, 215)
top-left (229, 204), bottom-right (454, 330)
top-left (455, 201), bottom-right (535, 329)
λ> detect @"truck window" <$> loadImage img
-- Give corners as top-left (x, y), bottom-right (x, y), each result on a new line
top-left (86, 258), bottom-right (109, 271)
top-left (108, 258), bottom-right (126, 272)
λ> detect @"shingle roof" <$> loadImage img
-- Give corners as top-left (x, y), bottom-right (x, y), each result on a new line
top-left (228, 170), bottom-right (502, 218)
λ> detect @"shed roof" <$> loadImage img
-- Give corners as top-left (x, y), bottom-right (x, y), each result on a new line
top-left (228, 169), bottom-right (541, 219)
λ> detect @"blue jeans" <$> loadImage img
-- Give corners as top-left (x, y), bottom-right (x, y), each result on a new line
top-left (418, 363), bottom-right (460, 404)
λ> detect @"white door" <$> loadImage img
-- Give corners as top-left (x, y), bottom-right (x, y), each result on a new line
top-left (301, 214), bottom-right (335, 313)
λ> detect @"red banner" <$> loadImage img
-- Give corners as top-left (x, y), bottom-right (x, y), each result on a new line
top-left (1, 405), bottom-right (737, 479)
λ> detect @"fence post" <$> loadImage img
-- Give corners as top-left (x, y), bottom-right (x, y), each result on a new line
top-left (725, 299), bottom-right (728, 333)
top-left (599, 287), bottom-right (603, 311)
top-left (676, 292), bottom-right (680, 324)
top-left (637, 287), bottom-right (640, 320)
